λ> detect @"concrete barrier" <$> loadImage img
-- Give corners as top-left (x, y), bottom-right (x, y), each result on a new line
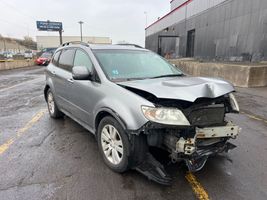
top-left (0, 60), bottom-right (35, 71)
top-left (169, 59), bottom-right (267, 87)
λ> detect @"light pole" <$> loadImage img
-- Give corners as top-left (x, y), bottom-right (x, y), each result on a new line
top-left (3, 38), bottom-right (6, 52)
top-left (78, 21), bottom-right (84, 42)
top-left (144, 11), bottom-right (148, 28)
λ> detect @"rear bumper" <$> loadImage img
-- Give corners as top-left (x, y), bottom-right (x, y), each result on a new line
top-left (35, 60), bottom-right (43, 65)
top-left (35, 59), bottom-right (49, 65)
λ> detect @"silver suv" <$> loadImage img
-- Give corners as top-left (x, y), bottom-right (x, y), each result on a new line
top-left (44, 42), bottom-right (240, 185)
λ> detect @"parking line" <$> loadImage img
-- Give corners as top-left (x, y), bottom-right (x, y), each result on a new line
top-left (0, 138), bottom-right (14, 154)
top-left (184, 110), bottom-right (265, 200)
top-left (185, 172), bottom-right (210, 200)
top-left (241, 111), bottom-right (267, 124)
top-left (0, 109), bottom-right (46, 155)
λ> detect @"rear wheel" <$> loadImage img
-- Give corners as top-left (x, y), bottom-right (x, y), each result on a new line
top-left (97, 116), bottom-right (147, 173)
top-left (46, 89), bottom-right (63, 118)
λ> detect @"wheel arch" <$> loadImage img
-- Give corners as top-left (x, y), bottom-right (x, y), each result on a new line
top-left (94, 108), bottom-right (127, 134)
top-left (44, 85), bottom-right (50, 102)
top-left (44, 76), bottom-right (56, 102)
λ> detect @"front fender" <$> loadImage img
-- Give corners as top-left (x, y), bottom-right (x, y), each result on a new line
top-left (92, 85), bottom-right (154, 132)
top-left (94, 107), bottom-right (128, 130)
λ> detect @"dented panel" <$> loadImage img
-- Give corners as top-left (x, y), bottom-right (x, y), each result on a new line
top-left (118, 76), bottom-right (234, 102)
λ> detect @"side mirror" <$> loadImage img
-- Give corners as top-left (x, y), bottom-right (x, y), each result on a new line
top-left (72, 66), bottom-right (91, 80)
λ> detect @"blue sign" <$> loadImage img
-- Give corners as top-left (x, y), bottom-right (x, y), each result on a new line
top-left (36, 21), bottom-right (63, 31)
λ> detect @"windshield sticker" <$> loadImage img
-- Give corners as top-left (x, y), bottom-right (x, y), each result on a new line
top-left (112, 69), bottom-right (119, 75)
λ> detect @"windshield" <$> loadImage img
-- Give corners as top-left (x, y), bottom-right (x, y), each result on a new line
top-left (93, 50), bottom-right (183, 81)
top-left (41, 53), bottom-right (52, 58)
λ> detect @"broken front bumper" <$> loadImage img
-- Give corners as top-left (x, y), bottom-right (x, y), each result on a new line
top-left (132, 121), bottom-right (241, 185)
top-left (176, 122), bottom-right (240, 172)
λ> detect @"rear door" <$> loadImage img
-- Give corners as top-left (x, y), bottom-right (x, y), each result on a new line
top-left (52, 48), bottom-right (75, 113)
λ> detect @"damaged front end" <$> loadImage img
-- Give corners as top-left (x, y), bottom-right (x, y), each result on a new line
top-left (130, 92), bottom-right (241, 184)
top-left (173, 122), bottom-right (239, 172)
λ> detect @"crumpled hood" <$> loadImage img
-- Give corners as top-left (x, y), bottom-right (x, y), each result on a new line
top-left (118, 76), bottom-right (234, 102)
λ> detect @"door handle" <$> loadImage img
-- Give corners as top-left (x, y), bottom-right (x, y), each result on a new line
top-left (67, 78), bottom-right (74, 83)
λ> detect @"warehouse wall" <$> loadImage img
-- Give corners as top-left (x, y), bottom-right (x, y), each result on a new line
top-left (170, 0), bottom-right (188, 11)
top-left (146, 0), bottom-right (226, 37)
top-left (145, 0), bottom-right (267, 61)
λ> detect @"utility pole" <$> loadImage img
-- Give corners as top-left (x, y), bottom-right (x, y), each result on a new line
top-left (78, 21), bottom-right (84, 42)
top-left (3, 38), bottom-right (6, 52)
top-left (59, 29), bottom-right (63, 45)
top-left (144, 12), bottom-right (148, 28)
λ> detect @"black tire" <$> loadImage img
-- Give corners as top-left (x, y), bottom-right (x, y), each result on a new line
top-left (97, 116), bottom-right (147, 173)
top-left (46, 88), bottom-right (63, 118)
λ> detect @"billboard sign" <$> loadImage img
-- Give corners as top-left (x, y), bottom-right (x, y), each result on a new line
top-left (36, 21), bottom-right (63, 31)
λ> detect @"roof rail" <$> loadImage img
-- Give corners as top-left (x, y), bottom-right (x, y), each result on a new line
top-left (116, 43), bottom-right (143, 48)
top-left (61, 41), bottom-right (90, 47)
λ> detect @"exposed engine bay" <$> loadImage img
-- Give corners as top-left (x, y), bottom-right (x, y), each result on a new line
top-left (123, 86), bottom-right (240, 185)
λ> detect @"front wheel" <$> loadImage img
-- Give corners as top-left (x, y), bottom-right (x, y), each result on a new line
top-left (97, 116), bottom-right (147, 173)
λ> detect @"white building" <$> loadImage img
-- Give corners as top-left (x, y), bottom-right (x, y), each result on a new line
top-left (36, 36), bottom-right (112, 50)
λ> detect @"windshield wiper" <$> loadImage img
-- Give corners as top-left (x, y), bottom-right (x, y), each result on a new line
top-left (111, 77), bottom-right (147, 82)
top-left (150, 73), bottom-right (184, 79)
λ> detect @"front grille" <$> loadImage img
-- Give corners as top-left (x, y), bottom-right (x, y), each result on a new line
top-left (186, 104), bottom-right (225, 127)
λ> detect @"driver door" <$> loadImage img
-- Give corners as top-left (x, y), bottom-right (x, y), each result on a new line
top-left (68, 49), bottom-right (101, 128)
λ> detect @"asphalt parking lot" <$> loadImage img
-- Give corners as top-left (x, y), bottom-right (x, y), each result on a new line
top-left (0, 66), bottom-right (267, 200)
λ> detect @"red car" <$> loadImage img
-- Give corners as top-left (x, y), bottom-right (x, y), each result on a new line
top-left (35, 52), bottom-right (52, 66)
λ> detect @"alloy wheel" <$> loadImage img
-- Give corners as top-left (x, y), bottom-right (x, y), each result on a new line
top-left (101, 124), bottom-right (123, 165)
top-left (47, 92), bottom-right (55, 114)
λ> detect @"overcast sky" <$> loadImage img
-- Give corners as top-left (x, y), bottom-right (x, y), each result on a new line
top-left (0, 0), bottom-right (170, 46)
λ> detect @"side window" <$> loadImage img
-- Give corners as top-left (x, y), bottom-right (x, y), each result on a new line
top-left (52, 50), bottom-right (61, 66)
top-left (58, 49), bottom-right (75, 72)
top-left (73, 49), bottom-right (93, 71)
